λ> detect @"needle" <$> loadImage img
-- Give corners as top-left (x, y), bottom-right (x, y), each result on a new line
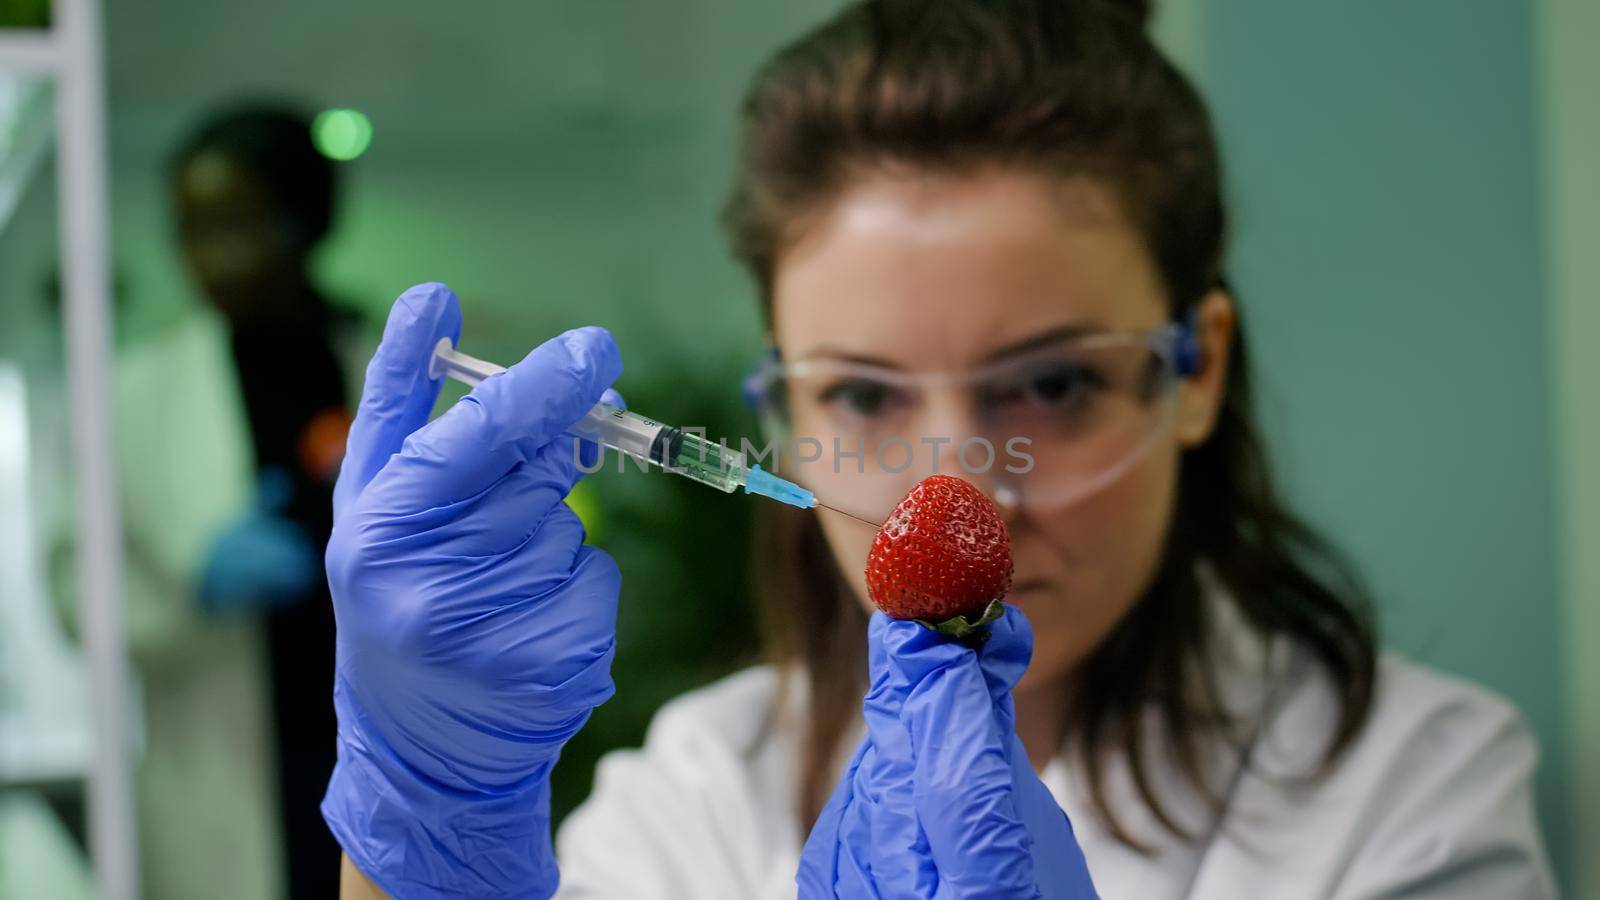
top-left (814, 501), bottom-right (880, 529)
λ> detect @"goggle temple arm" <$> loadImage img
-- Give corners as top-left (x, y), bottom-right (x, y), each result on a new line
top-left (1172, 313), bottom-right (1204, 378)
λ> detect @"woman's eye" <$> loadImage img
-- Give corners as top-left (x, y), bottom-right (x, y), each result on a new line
top-left (819, 379), bottom-right (897, 418)
top-left (1014, 363), bottom-right (1103, 409)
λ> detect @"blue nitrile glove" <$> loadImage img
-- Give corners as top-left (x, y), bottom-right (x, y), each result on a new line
top-left (198, 467), bottom-right (320, 614)
top-left (319, 282), bottom-right (624, 899)
top-left (797, 605), bottom-right (1098, 899)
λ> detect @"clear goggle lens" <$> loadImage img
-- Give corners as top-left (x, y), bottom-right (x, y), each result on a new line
top-left (745, 323), bottom-right (1193, 521)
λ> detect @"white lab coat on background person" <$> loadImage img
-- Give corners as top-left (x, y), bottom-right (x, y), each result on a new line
top-left (50, 310), bottom-right (284, 900)
top-left (554, 590), bottom-right (1556, 899)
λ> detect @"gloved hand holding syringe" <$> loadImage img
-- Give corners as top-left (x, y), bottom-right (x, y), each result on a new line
top-left (323, 285), bottom-right (863, 898)
top-left (431, 337), bottom-right (873, 523)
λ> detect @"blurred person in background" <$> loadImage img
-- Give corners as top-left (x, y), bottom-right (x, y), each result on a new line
top-left (319, 1), bottom-right (1555, 898)
top-left (170, 104), bottom-right (351, 896)
top-left (51, 104), bottom-right (351, 900)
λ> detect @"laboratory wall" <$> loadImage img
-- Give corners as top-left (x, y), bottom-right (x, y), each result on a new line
top-left (1538, 0), bottom-right (1600, 893)
top-left (1189, 0), bottom-right (1573, 882)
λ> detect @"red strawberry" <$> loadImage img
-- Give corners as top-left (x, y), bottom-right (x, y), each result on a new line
top-left (865, 474), bottom-right (1013, 629)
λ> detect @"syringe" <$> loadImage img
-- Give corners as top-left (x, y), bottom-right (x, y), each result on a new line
top-left (429, 338), bottom-right (836, 514)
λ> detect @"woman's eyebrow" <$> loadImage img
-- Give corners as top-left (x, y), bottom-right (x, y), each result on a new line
top-left (796, 323), bottom-right (1105, 369)
top-left (977, 323), bottom-right (1102, 364)
top-left (794, 347), bottom-right (908, 369)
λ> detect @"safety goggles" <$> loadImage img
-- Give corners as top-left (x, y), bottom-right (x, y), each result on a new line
top-left (742, 320), bottom-right (1202, 520)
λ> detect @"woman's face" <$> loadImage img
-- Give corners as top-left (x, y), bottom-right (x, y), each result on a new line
top-left (770, 167), bottom-right (1231, 692)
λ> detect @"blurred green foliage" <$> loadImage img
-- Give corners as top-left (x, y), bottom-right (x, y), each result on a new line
top-left (543, 355), bottom-right (767, 820)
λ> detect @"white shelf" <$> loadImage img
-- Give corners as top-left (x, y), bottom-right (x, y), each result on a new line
top-left (0, 33), bottom-right (59, 74)
top-left (1, 6), bottom-right (138, 898)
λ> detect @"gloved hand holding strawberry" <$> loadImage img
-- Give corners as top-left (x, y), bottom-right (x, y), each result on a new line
top-left (797, 475), bottom-right (1098, 899)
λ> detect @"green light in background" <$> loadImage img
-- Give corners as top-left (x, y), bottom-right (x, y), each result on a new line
top-left (312, 108), bottom-right (373, 161)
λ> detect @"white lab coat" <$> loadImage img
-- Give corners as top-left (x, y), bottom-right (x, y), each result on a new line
top-left (555, 594), bottom-right (1556, 898)
top-left (48, 312), bottom-right (284, 900)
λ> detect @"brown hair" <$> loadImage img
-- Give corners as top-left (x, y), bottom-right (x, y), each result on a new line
top-left (724, 0), bottom-right (1377, 848)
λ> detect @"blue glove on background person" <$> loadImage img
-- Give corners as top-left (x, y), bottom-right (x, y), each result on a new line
top-left (198, 466), bottom-right (319, 614)
top-left (320, 283), bottom-right (625, 898)
top-left (798, 605), bottom-right (1099, 899)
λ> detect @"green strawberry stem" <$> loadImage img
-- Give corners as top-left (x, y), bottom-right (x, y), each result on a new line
top-left (915, 598), bottom-right (1005, 648)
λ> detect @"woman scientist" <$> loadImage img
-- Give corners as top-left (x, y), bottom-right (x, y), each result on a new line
top-left (324, 1), bottom-right (1555, 897)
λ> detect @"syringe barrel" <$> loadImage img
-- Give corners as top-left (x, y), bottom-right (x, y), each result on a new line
top-left (663, 431), bottom-right (747, 493)
top-left (576, 409), bottom-right (749, 493)
top-left (571, 404), bottom-right (666, 462)
top-left (430, 338), bottom-right (749, 492)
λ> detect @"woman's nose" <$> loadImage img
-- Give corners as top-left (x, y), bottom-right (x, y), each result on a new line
top-left (910, 395), bottom-right (1016, 510)
top-left (915, 394), bottom-right (975, 478)
top-left (925, 394), bottom-right (1034, 520)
